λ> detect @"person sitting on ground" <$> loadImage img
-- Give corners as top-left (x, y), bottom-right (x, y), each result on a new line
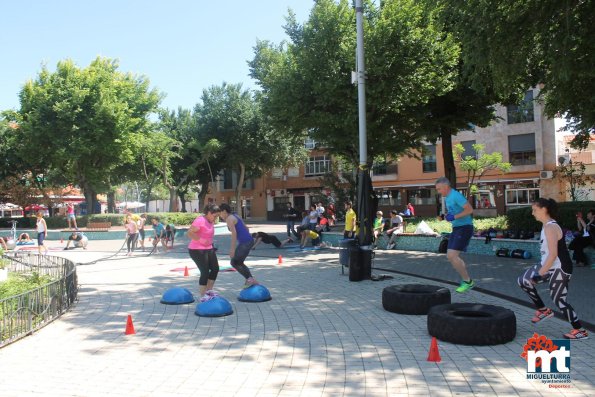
top-left (319, 215), bottom-right (331, 232)
top-left (568, 209), bottom-right (595, 266)
top-left (17, 233), bottom-right (32, 243)
top-left (64, 231), bottom-right (88, 250)
top-left (151, 217), bottom-right (168, 253)
top-left (251, 232), bottom-right (293, 249)
top-left (373, 211), bottom-right (385, 245)
top-left (385, 210), bottom-right (404, 249)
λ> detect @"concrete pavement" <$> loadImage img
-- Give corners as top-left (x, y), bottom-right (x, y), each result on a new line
top-left (0, 223), bottom-right (593, 396)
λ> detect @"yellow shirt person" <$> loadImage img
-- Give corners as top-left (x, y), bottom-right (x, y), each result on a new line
top-left (344, 201), bottom-right (357, 238)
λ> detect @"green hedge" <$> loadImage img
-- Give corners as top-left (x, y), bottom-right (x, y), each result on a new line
top-left (507, 201), bottom-right (595, 232)
top-left (0, 212), bottom-right (200, 229)
top-left (403, 216), bottom-right (508, 234)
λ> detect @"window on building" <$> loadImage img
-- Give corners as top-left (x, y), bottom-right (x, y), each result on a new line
top-left (372, 161), bottom-right (387, 175)
top-left (305, 155), bottom-right (331, 176)
top-left (372, 160), bottom-right (398, 176)
top-left (505, 183), bottom-right (540, 205)
top-left (422, 145), bottom-right (437, 173)
top-left (407, 188), bottom-right (437, 205)
top-left (377, 190), bottom-right (401, 207)
top-left (304, 137), bottom-right (317, 149)
top-left (223, 170), bottom-right (233, 190)
top-left (243, 178), bottom-right (254, 189)
top-left (508, 133), bottom-right (536, 165)
top-left (507, 90), bottom-right (534, 124)
top-left (222, 170), bottom-right (253, 190)
top-left (273, 197), bottom-right (290, 212)
top-left (287, 167), bottom-right (299, 177)
top-left (460, 140), bottom-right (477, 159)
top-left (271, 168), bottom-right (283, 178)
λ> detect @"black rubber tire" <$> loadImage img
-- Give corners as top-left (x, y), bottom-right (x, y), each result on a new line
top-left (427, 303), bottom-right (516, 345)
top-left (382, 284), bottom-right (451, 315)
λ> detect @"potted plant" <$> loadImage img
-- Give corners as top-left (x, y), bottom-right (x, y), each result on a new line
top-left (0, 247), bottom-right (8, 282)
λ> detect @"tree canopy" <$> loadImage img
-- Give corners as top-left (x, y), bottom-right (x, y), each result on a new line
top-left (249, 0), bottom-right (460, 166)
top-left (7, 57), bottom-right (161, 212)
top-left (439, 0), bottom-right (595, 147)
top-left (196, 83), bottom-right (305, 209)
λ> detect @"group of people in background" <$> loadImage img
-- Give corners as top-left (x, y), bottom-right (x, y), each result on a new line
top-left (122, 212), bottom-right (175, 255)
top-left (284, 201), bottom-right (336, 249)
top-left (372, 203), bottom-right (416, 249)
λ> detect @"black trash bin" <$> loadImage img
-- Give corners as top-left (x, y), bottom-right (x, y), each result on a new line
top-left (339, 238), bottom-right (357, 269)
top-left (349, 244), bottom-right (373, 281)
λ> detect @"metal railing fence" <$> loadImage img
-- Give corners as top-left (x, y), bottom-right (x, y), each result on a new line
top-left (0, 252), bottom-right (78, 347)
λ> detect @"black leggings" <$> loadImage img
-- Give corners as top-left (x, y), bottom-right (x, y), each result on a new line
top-left (518, 264), bottom-right (582, 329)
top-left (189, 248), bottom-right (219, 286)
top-left (568, 236), bottom-right (592, 264)
top-left (127, 233), bottom-right (138, 252)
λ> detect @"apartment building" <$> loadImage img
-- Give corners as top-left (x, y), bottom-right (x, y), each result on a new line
top-left (205, 87), bottom-right (571, 220)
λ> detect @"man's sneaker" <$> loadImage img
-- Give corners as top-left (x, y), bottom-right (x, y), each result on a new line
top-left (386, 243), bottom-right (395, 250)
top-left (531, 308), bottom-right (554, 324)
top-left (455, 279), bottom-right (475, 293)
top-left (205, 290), bottom-right (219, 297)
top-left (243, 277), bottom-right (259, 289)
top-left (564, 328), bottom-right (588, 340)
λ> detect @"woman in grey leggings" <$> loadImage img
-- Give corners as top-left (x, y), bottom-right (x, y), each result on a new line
top-left (517, 198), bottom-right (588, 340)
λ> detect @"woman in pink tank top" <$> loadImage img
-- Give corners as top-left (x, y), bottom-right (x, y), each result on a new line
top-left (187, 204), bottom-right (221, 302)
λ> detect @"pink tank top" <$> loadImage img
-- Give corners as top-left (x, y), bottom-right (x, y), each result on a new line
top-left (188, 216), bottom-right (214, 250)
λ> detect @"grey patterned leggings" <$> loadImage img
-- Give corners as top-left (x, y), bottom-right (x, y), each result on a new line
top-left (517, 264), bottom-right (581, 329)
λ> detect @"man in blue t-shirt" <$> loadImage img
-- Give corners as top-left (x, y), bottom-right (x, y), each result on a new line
top-left (435, 177), bottom-right (475, 293)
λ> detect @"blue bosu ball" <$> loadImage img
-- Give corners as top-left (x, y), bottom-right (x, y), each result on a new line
top-left (238, 284), bottom-right (272, 302)
top-left (195, 296), bottom-right (234, 317)
top-left (523, 251), bottom-right (532, 259)
top-left (160, 287), bottom-right (195, 305)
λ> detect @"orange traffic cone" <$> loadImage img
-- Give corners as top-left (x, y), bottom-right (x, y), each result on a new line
top-left (278, 255), bottom-right (283, 265)
top-left (184, 266), bottom-right (189, 277)
top-left (125, 315), bottom-right (136, 335)
top-left (427, 337), bottom-right (441, 362)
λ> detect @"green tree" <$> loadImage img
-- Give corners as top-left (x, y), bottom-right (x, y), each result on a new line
top-left (196, 83), bottom-right (304, 212)
top-left (128, 130), bottom-right (175, 211)
top-left (556, 160), bottom-right (594, 202)
top-left (440, 0), bottom-right (595, 147)
top-left (249, 0), bottom-right (459, 167)
top-left (10, 57), bottom-right (161, 213)
top-left (453, 143), bottom-right (511, 198)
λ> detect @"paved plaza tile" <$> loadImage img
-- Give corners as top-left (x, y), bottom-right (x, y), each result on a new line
top-left (0, 226), bottom-right (593, 396)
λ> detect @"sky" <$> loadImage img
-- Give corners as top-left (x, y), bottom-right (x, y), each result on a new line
top-left (0, 0), bottom-right (313, 112)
